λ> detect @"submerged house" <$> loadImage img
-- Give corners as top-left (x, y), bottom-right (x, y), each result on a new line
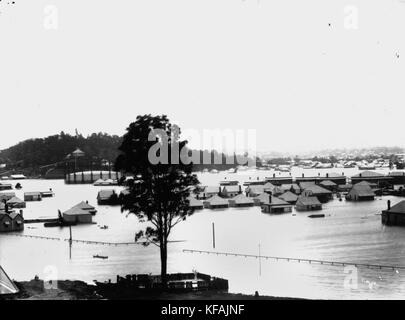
top-left (220, 185), bottom-right (242, 198)
top-left (97, 189), bottom-right (119, 205)
top-left (0, 265), bottom-right (19, 295)
top-left (295, 196), bottom-right (322, 211)
top-left (62, 203), bottom-right (95, 224)
top-left (253, 193), bottom-right (270, 206)
top-left (346, 183), bottom-right (375, 201)
top-left (228, 194), bottom-right (254, 207)
top-left (245, 185), bottom-right (265, 197)
top-left (197, 186), bottom-right (221, 200)
top-left (261, 195), bottom-right (292, 214)
top-left (24, 192), bottom-right (42, 202)
top-left (382, 200), bottom-right (405, 226)
top-left (187, 196), bottom-right (204, 210)
top-left (0, 211), bottom-right (24, 232)
top-left (319, 180), bottom-right (337, 192)
top-left (351, 171), bottom-right (392, 188)
top-left (203, 195), bottom-right (229, 209)
top-left (0, 183), bottom-right (12, 191)
top-left (280, 184), bottom-right (301, 195)
top-left (301, 185), bottom-right (333, 203)
top-left (279, 191), bottom-right (299, 204)
top-left (0, 192), bottom-right (16, 202)
top-left (7, 196), bottom-right (26, 209)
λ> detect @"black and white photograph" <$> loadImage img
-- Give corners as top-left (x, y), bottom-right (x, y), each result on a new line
top-left (1, 0), bottom-right (405, 311)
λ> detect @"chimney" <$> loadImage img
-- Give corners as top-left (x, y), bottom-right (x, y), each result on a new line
top-left (326, 173), bottom-right (329, 178)
top-left (302, 173), bottom-right (304, 178)
top-left (388, 200), bottom-right (391, 210)
top-left (239, 185), bottom-right (242, 193)
top-left (318, 173), bottom-right (320, 177)
top-left (342, 172), bottom-right (344, 176)
top-left (268, 193), bottom-right (272, 204)
top-left (273, 173), bottom-right (275, 178)
top-left (359, 173), bottom-right (362, 178)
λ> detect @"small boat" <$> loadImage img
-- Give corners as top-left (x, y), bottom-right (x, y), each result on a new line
top-left (99, 225), bottom-right (109, 230)
top-left (93, 254), bottom-right (108, 260)
top-left (308, 214), bottom-right (325, 218)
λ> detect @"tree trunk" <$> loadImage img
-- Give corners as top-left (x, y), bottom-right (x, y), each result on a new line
top-left (160, 242), bottom-right (168, 290)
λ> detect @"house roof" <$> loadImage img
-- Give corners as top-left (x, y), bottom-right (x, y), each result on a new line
top-left (320, 180), bottom-right (337, 186)
top-left (386, 201), bottom-right (405, 214)
top-left (24, 192), bottom-right (41, 196)
top-left (6, 197), bottom-right (24, 204)
top-left (299, 181), bottom-right (316, 189)
top-left (253, 193), bottom-right (270, 203)
top-left (230, 194), bottom-right (254, 205)
top-left (280, 184), bottom-right (300, 191)
top-left (63, 207), bottom-right (92, 216)
top-left (354, 181), bottom-right (375, 187)
top-left (222, 185), bottom-right (240, 193)
top-left (302, 184), bottom-right (332, 195)
top-left (72, 201), bottom-right (96, 211)
top-left (296, 196), bottom-right (322, 206)
top-left (263, 182), bottom-right (275, 190)
top-left (350, 184), bottom-right (375, 197)
top-left (246, 185), bottom-right (265, 194)
top-left (262, 196), bottom-right (291, 206)
top-left (97, 190), bottom-right (116, 198)
top-left (0, 192), bottom-right (15, 198)
top-left (279, 191), bottom-right (299, 202)
top-left (205, 195), bottom-right (228, 206)
top-left (352, 171), bottom-right (384, 178)
top-left (187, 196), bottom-right (203, 208)
top-left (204, 186), bottom-right (220, 194)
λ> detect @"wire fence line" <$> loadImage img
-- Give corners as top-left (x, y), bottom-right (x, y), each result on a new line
top-left (183, 249), bottom-right (405, 271)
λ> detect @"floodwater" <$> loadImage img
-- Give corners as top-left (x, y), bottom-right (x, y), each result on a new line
top-left (1, 167), bottom-right (405, 299)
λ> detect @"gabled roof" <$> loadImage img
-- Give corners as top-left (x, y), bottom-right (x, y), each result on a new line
top-left (299, 181), bottom-right (316, 189)
top-left (302, 184), bottom-right (332, 194)
top-left (246, 185), bottom-right (265, 194)
top-left (386, 201), bottom-right (405, 214)
top-left (354, 181), bottom-right (374, 187)
top-left (279, 191), bottom-right (299, 202)
top-left (280, 184), bottom-right (300, 191)
top-left (263, 182), bottom-right (275, 190)
top-left (24, 192), bottom-right (41, 196)
top-left (205, 195), bottom-right (228, 206)
top-left (72, 201), bottom-right (96, 211)
top-left (187, 196), bottom-right (203, 208)
top-left (352, 171), bottom-right (384, 178)
top-left (262, 196), bottom-right (291, 206)
top-left (63, 207), bottom-right (92, 216)
top-left (222, 185), bottom-right (240, 193)
top-left (296, 196), bottom-right (322, 206)
top-left (253, 193), bottom-right (270, 203)
top-left (97, 189), bottom-right (116, 198)
top-left (204, 186), bottom-right (220, 194)
top-left (230, 194), bottom-right (254, 205)
top-left (6, 196), bottom-right (24, 204)
top-left (350, 184), bottom-right (375, 197)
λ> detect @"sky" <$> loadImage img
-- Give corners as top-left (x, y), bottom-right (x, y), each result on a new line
top-left (0, 0), bottom-right (405, 153)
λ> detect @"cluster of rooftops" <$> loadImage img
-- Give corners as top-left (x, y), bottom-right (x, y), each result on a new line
top-left (189, 170), bottom-right (405, 213)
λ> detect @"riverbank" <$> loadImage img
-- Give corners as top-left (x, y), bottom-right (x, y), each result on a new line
top-left (8, 279), bottom-right (299, 300)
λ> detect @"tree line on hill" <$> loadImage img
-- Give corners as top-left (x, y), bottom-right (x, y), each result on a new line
top-left (0, 132), bottom-right (259, 176)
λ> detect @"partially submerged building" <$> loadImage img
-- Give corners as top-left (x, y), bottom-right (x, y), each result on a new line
top-left (220, 185), bottom-right (242, 198)
top-left (228, 194), bottom-right (254, 207)
top-left (24, 192), bottom-right (42, 202)
top-left (261, 195), bottom-right (292, 214)
top-left (346, 183), bottom-right (375, 201)
top-left (203, 195), bottom-right (229, 209)
top-left (382, 200), bottom-right (405, 226)
top-left (62, 204), bottom-right (94, 224)
top-left (97, 189), bottom-right (119, 205)
top-left (7, 196), bottom-right (26, 209)
top-left (279, 191), bottom-right (299, 204)
top-left (351, 171), bottom-right (393, 188)
top-left (295, 196), bottom-right (322, 211)
top-left (301, 185), bottom-right (333, 203)
top-left (187, 196), bottom-right (204, 210)
top-left (0, 211), bottom-right (24, 232)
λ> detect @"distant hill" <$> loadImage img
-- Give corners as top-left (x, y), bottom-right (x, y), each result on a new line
top-left (0, 132), bottom-right (258, 177)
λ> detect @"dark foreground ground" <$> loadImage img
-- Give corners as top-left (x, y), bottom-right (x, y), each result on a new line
top-left (7, 279), bottom-right (299, 300)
